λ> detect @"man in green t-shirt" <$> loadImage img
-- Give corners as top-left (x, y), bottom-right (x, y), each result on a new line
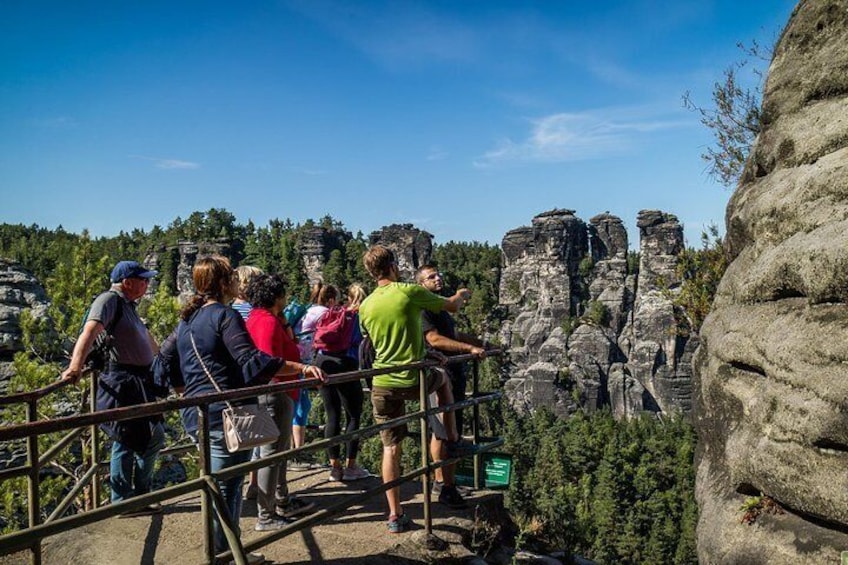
top-left (359, 245), bottom-right (473, 533)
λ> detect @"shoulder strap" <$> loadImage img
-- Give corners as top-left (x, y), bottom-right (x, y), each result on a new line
top-left (104, 290), bottom-right (125, 334)
top-left (187, 325), bottom-right (234, 411)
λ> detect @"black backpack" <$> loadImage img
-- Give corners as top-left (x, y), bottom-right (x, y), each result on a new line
top-left (81, 291), bottom-right (124, 371)
top-left (358, 334), bottom-right (375, 371)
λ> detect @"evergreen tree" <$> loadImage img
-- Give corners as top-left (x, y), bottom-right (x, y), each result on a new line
top-left (322, 248), bottom-right (347, 288)
top-left (279, 231), bottom-right (309, 301)
top-left (138, 283), bottom-right (181, 342)
top-left (344, 235), bottom-right (371, 291)
top-left (46, 230), bottom-right (111, 343)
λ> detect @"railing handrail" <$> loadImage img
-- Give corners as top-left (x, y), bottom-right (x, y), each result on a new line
top-left (0, 374), bottom-right (75, 406)
top-left (0, 350), bottom-right (504, 564)
top-left (0, 351), bottom-right (501, 443)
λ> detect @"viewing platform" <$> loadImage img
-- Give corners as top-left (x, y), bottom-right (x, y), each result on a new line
top-left (0, 354), bottom-right (505, 564)
top-left (0, 464), bottom-right (505, 564)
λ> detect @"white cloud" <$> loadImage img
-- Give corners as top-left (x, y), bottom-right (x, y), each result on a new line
top-left (131, 155), bottom-right (200, 170)
top-left (426, 145), bottom-right (448, 161)
top-left (285, 1), bottom-right (479, 68)
top-left (155, 159), bottom-right (200, 170)
top-left (474, 108), bottom-right (691, 168)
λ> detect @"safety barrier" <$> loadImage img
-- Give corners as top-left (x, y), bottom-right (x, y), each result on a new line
top-left (0, 351), bottom-right (503, 564)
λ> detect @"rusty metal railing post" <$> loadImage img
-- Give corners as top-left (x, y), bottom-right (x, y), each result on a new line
top-left (197, 406), bottom-right (214, 564)
top-left (472, 359), bottom-right (481, 490)
top-left (420, 369), bottom-right (432, 536)
top-left (25, 399), bottom-right (41, 565)
top-left (89, 371), bottom-right (101, 509)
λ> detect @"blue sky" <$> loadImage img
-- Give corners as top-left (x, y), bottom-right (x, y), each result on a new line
top-left (1, 1), bottom-right (797, 247)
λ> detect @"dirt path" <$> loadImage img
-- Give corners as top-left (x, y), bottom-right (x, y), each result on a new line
top-left (3, 466), bottom-right (503, 564)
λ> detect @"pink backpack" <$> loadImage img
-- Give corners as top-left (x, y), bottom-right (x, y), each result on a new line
top-left (313, 306), bottom-right (356, 354)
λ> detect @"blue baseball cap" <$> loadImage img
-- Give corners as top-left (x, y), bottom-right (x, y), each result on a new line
top-left (110, 261), bottom-right (158, 283)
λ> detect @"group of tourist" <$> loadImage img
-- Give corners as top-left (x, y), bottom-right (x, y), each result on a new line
top-left (61, 244), bottom-right (488, 564)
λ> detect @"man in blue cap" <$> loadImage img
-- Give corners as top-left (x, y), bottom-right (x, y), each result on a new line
top-left (62, 260), bottom-right (165, 515)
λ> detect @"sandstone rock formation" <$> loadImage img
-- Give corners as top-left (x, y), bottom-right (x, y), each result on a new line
top-left (694, 1), bottom-right (848, 562)
top-left (299, 225), bottom-right (350, 284)
top-left (143, 223), bottom-right (427, 297)
top-left (500, 208), bottom-right (694, 419)
top-left (368, 224), bottom-right (433, 282)
top-left (617, 210), bottom-right (694, 415)
top-left (0, 259), bottom-right (54, 389)
top-left (174, 240), bottom-right (231, 301)
top-left (499, 210), bottom-right (589, 417)
top-left (587, 213), bottom-right (632, 333)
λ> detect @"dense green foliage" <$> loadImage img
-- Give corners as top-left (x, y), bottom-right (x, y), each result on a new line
top-left (671, 225), bottom-right (728, 334)
top-left (0, 210), bottom-right (367, 301)
top-left (584, 300), bottom-right (611, 327)
top-left (0, 210), bottom-right (700, 564)
top-left (506, 408), bottom-right (698, 564)
top-left (431, 241), bottom-right (503, 336)
top-left (0, 248), bottom-right (108, 530)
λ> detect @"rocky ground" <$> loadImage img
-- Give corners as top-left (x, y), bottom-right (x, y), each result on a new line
top-left (0, 466), bottom-right (510, 565)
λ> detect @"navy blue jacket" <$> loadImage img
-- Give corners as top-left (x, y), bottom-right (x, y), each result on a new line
top-left (157, 303), bottom-right (283, 434)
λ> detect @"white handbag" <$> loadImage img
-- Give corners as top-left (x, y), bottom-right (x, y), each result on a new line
top-left (189, 330), bottom-right (279, 453)
top-left (221, 403), bottom-right (280, 453)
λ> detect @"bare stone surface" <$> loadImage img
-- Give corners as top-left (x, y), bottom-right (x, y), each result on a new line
top-left (0, 259), bottom-right (55, 392)
top-left (694, 1), bottom-right (848, 562)
top-left (607, 363), bottom-right (644, 421)
top-left (588, 213), bottom-right (627, 262)
top-left (0, 259), bottom-right (52, 354)
top-left (368, 224), bottom-right (433, 283)
top-left (0, 468), bottom-right (506, 565)
top-left (499, 209), bottom-right (694, 420)
top-left (299, 225), bottom-right (351, 284)
top-left (635, 210), bottom-right (683, 291)
top-left (174, 240), bottom-right (231, 302)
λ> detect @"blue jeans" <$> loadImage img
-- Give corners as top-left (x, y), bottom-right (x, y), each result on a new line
top-left (192, 429), bottom-right (250, 554)
top-left (109, 422), bottom-right (166, 503)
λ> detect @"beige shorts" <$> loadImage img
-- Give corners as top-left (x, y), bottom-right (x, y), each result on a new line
top-left (371, 368), bottom-right (446, 446)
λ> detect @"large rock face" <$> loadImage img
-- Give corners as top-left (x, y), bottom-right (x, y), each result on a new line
top-left (499, 210), bottom-right (589, 417)
top-left (694, 2), bottom-right (848, 562)
top-left (618, 210), bottom-right (694, 415)
top-left (368, 224), bottom-right (433, 282)
top-left (499, 209), bottom-right (694, 419)
top-left (299, 225), bottom-right (351, 284)
top-left (174, 240), bottom-right (231, 301)
top-left (0, 260), bottom-right (54, 390)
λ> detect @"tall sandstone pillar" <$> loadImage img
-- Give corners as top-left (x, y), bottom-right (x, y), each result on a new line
top-left (694, 1), bottom-right (848, 562)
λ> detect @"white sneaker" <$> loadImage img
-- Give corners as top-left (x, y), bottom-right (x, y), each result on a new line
top-left (342, 465), bottom-right (371, 481)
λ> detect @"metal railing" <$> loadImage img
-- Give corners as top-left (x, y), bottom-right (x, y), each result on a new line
top-left (0, 351), bottom-right (503, 564)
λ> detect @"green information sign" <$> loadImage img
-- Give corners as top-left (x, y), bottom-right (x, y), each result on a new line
top-left (455, 452), bottom-right (512, 489)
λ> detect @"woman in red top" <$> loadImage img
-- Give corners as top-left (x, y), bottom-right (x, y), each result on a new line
top-left (246, 274), bottom-right (320, 530)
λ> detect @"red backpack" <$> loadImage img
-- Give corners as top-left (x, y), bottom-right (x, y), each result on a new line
top-left (313, 306), bottom-right (356, 354)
